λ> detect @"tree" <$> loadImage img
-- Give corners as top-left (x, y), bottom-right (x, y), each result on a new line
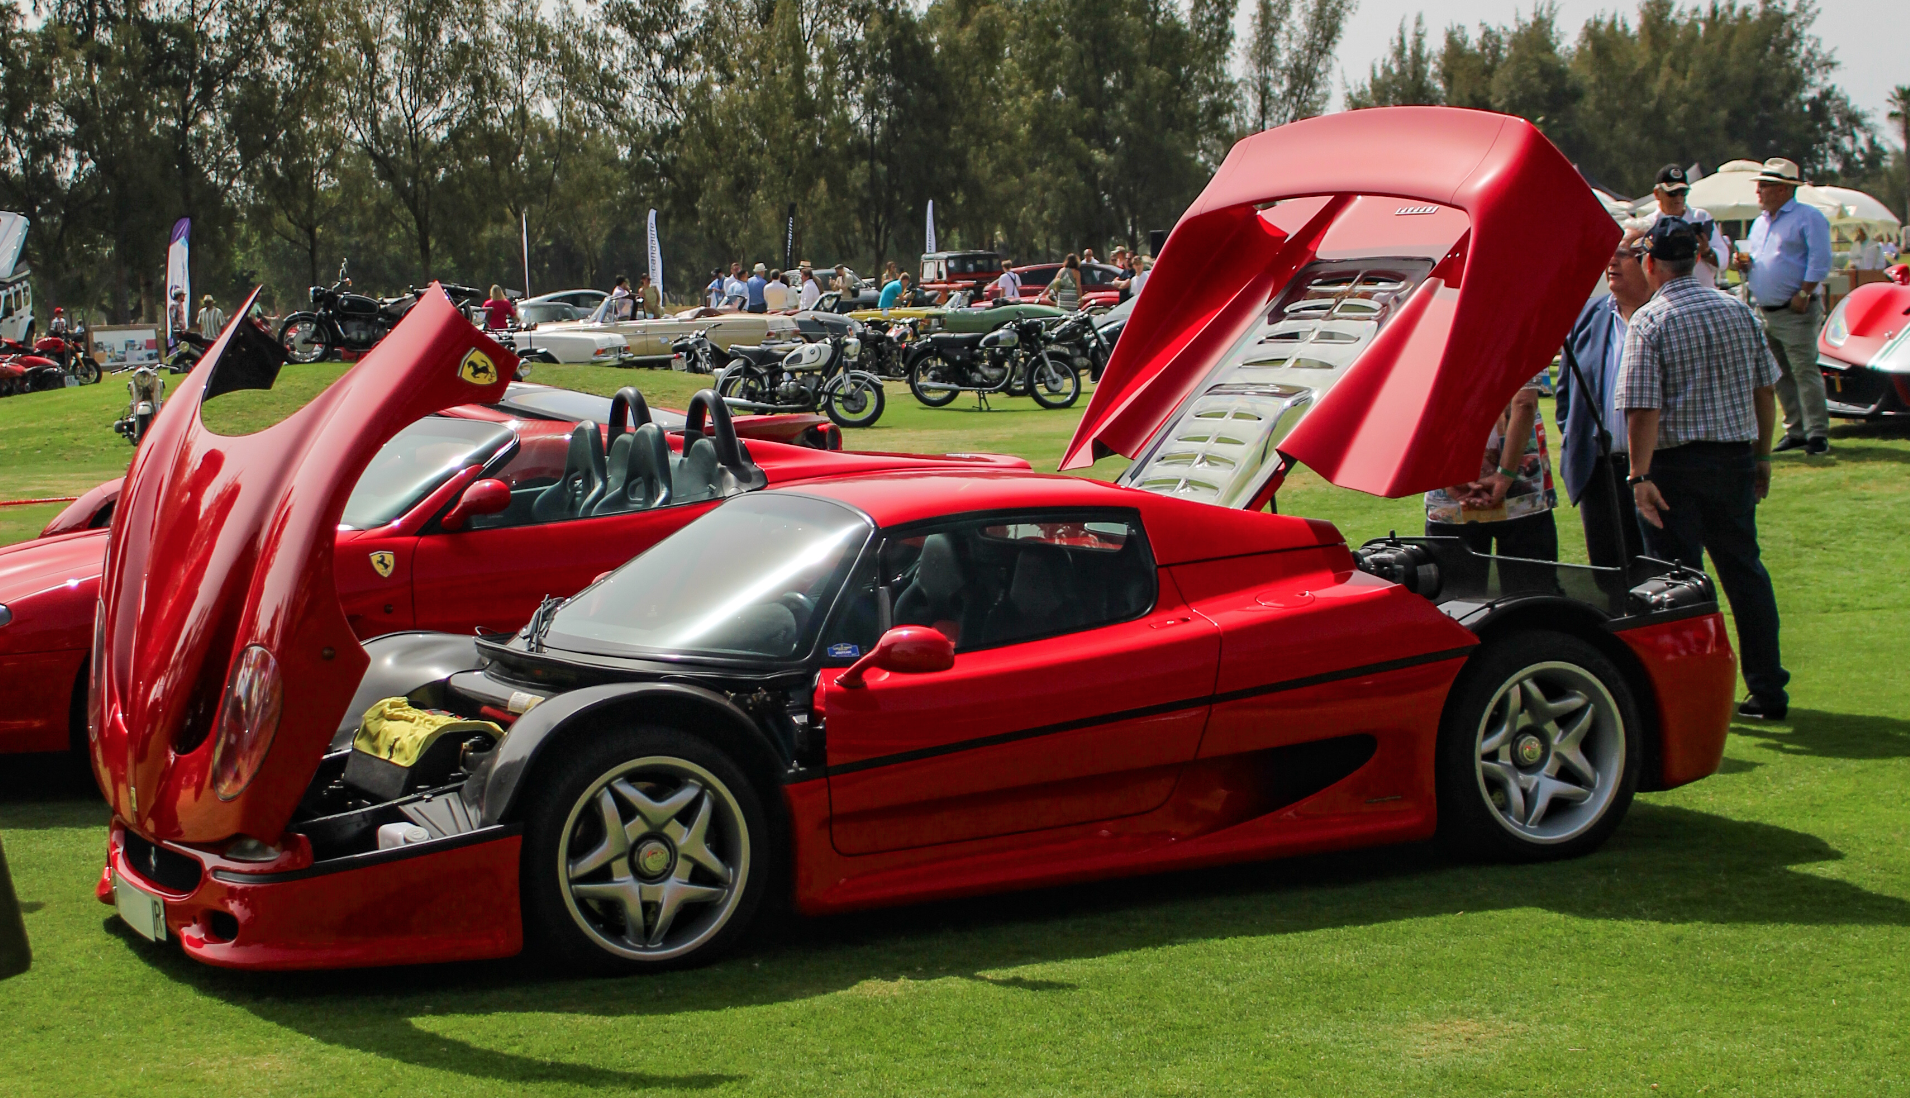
top-left (1346, 15), bottom-right (1439, 109)
top-left (1890, 85), bottom-right (1910, 220)
top-left (1242, 0), bottom-right (1353, 134)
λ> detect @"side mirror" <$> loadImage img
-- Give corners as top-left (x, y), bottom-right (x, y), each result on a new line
top-left (836, 626), bottom-right (955, 689)
top-left (441, 478), bottom-right (510, 531)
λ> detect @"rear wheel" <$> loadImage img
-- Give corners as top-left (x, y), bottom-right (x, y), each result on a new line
top-left (716, 363), bottom-right (770, 403)
top-left (278, 314), bottom-right (331, 364)
top-left (1436, 631), bottom-right (1640, 862)
top-left (521, 726), bottom-right (772, 973)
top-left (1028, 351), bottom-right (1081, 409)
top-left (825, 373), bottom-right (886, 428)
top-left (908, 353), bottom-right (962, 407)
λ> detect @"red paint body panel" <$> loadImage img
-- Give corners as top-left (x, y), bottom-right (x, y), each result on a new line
top-left (1063, 107), bottom-right (1617, 498)
top-left (41, 478), bottom-right (123, 538)
top-left (107, 822), bottom-right (522, 970)
top-left (823, 570), bottom-right (1220, 853)
top-left (1819, 281), bottom-right (1910, 370)
top-left (0, 649), bottom-right (85, 752)
top-left (1616, 613), bottom-right (1736, 789)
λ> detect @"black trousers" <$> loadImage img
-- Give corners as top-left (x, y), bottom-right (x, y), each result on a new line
top-left (1426, 510), bottom-right (1560, 592)
top-left (1638, 441), bottom-right (1789, 705)
top-left (1579, 451), bottom-right (1647, 568)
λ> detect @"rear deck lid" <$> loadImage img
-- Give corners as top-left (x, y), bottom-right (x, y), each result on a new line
top-left (1063, 107), bottom-right (1616, 500)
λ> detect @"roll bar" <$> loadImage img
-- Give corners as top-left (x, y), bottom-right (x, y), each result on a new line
top-left (682, 389), bottom-right (768, 490)
top-left (607, 386), bottom-right (652, 438)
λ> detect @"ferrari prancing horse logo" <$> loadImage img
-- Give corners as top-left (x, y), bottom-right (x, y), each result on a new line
top-left (459, 349), bottom-right (498, 385)
top-left (369, 551), bottom-right (396, 578)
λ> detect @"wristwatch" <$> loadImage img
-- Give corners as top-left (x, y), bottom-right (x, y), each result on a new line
top-left (1627, 473), bottom-right (1651, 486)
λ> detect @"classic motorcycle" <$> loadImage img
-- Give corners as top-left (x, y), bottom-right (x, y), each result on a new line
top-left (667, 329), bottom-right (797, 376)
top-left (1044, 308), bottom-right (1116, 382)
top-left (113, 367), bottom-right (165, 445)
top-left (716, 331), bottom-right (887, 428)
top-left (34, 324), bottom-right (101, 384)
top-left (907, 315), bottom-right (1080, 409)
top-left (0, 340), bottom-right (67, 394)
top-left (278, 259), bottom-right (485, 363)
top-left (857, 318), bottom-right (916, 379)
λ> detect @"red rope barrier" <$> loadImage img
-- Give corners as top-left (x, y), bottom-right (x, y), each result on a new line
top-left (0, 497), bottom-right (78, 508)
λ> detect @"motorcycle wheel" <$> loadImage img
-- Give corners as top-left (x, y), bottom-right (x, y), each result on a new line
top-left (75, 359), bottom-right (101, 385)
top-left (1029, 351), bottom-right (1081, 409)
top-left (908, 354), bottom-right (962, 408)
top-left (278, 314), bottom-right (332, 364)
top-left (716, 362), bottom-right (771, 403)
top-left (824, 373), bottom-right (886, 429)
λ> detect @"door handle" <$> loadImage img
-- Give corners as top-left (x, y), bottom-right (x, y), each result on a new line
top-left (1150, 615), bottom-right (1193, 629)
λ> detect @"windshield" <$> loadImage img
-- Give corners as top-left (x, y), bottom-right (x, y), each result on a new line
top-left (340, 417), bottom-right (514, 530)
top-left (519, 303), bottom-right (578, 324)
top-left (497, 386), bottom-right (687, 429)
top-left (545, 494), bottom-right (872, 662)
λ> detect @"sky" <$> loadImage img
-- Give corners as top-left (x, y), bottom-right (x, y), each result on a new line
top-left (1313, 0), bottom-right (1904, 143)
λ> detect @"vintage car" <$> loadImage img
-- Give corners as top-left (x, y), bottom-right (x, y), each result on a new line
top-left (507, 303), bottom-right (635, 366)
top-left (0, 380), bottom-right (1009, 757)
top-left (918, 250), bottom-right (1003, 300)
top-left (90, 108), bottom-right (1734, 974)
top-left (522, 289), bottom-right (608, 313)
top-left (539, 306), bottom-right (803, 364)
top-left (981, 261), bottom-right (1126, 307)
top-left (1816, 280), bottom-right (1910, 418)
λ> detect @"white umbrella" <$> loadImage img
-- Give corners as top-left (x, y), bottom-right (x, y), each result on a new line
top-left (1683, 159), bottom-right (1838, 223)
top-left (1811, 185), bottom-right (1901, 232)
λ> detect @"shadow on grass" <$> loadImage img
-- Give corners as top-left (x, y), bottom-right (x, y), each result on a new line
top-left (0, 752), bottom-right (105, 830)
top-left (1732, 708), bottom-right (1910, 760)
top-left (130, 801), bottom-right (1909, 1090)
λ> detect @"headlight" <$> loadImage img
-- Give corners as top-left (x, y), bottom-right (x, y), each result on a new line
top-left (0, 603), bottom-right (10, 628)
top-left (1824, 297), bottom-right (1849, 347)
top-left (843, 336), bottom-right (861, 360)
top-left (210, 645), bottom-right (283, 801)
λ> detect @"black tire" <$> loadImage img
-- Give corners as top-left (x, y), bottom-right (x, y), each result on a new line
top-left (278, 313), bottom-right (331, 364)
top-left (75, 359), bottom-right (101, 385)
top-left (1435, 630), bottom-right (1641, 862)
top-left (716, 363), bottom-right (770, 403)
top-left (824, 372), bottom-right (886, 428)
top-left (520, 725), bottom-right (775, 973)
top-left (1028, 351), bottom-right (1081, 409)
top-left (908, 353), bottom-right (962, 407)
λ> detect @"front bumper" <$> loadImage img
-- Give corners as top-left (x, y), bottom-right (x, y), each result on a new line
top-left (1818, 357), bottom-right (1910, 418)
top-left (98, 820), bottom-right (523, 970)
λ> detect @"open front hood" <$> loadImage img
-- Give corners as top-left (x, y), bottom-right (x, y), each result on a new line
top-left (1062, 107), bottom-right (1617, 500)
top-left (94, 289), bottom-right (514, 844)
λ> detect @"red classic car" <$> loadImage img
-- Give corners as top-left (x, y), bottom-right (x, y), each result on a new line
top-left (1817, 280), bottom-right (1910, 419)
top-left (92, 108), bottom-right (1733, 973)
top-left (981, 261), bottom-right (1126, 307)
top-left (0, 383), bottom-right (1016, 757)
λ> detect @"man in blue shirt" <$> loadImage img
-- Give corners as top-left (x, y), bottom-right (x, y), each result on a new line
top-left (721, 262), bottom-right (748, 310)
top-left (878, 271), bottom-right (910, 309)
top-left (1559, 225), bottom-right (1653, 568)
top-left (1731, 157), bottom-right (1833, 455)
top-left (745, 263), bottom-right (769, 313)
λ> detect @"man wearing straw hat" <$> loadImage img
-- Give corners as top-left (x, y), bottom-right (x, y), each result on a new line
top-left (1731, 157), bottom-right (1833, 455)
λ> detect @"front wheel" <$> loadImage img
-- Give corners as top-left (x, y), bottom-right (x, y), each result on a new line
top-left (1436, 631), bottom-right (1641, 862)
top-left (521, 726), bottom-right (774, 973)
top-left (824, 372), bottom-right (886, 428)
top-left (1028, 351), bottom-right (1081, 409)
top-left (73, 359), bottom-right (101, 385)
top-left (278, 313), bottom-right (331, 364)
top-left (908, 353), bottom-right (962, 407)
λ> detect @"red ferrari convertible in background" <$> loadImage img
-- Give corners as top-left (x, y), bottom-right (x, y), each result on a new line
top-left (1817, 280), bottom-right (1910, 419)
top-left (91, 107), bottom-right (1735, 974)
top-left (0, 383), bottom-right (1018, 756)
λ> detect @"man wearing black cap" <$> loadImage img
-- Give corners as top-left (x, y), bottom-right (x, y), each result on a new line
top-left (1643, 165), bottom-right (1725, 288)
top-left (1615, 217), bottom-right (1790, 719)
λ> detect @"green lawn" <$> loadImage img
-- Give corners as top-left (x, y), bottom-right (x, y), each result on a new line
top-left (2, 363), bottom-right (1907, 1095)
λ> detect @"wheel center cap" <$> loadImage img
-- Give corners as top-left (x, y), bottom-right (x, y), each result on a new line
top-left (1515, 733), bottom-right (1546, 766)
top-left (634, 838), bottom-right (674, 879)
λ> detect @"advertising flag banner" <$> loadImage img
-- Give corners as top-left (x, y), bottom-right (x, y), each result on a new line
top-left (784, 204), bottom-right (796, 270)
top-left (926, 201), bottom-right (937, 254)
top-left (165, 218), bottom-right (190, 344)
top-left (647, 210), bottom-right (664, 295)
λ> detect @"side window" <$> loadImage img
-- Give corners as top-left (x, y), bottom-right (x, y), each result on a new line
top-left (882, 512), bottom-right (1154, 652)
top-left (467, 433), bottom-right (571, 530)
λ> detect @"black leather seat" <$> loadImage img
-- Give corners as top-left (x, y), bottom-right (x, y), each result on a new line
top-left (594, 423), bottom-right (673, 515)
top-left (532, 421), bottom-right (607, 522)
top-left (929, 331), bottom-right (988, 349)
top-left (672, 435), bottom-right (725, 503)
top-left (893, 534), bottom-right (967, 645)
top-left (983, 549), bottom-right (1077, 645)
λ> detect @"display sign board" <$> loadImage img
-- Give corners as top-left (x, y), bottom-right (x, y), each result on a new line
top-left (89, 325), bottom-right (162, 368)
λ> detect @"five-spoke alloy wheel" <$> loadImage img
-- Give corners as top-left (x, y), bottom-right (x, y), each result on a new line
top-left (523, 727), bottom-right (773, 972)
top-left (1437, 631), bottom-right (1640, 861)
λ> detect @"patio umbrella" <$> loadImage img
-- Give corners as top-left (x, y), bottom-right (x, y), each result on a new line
top-left (1684, 159), bottom-right (1839, 223)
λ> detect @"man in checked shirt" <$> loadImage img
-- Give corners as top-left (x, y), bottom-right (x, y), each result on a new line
top-left (1616, 216), bottom-right (1790, 721)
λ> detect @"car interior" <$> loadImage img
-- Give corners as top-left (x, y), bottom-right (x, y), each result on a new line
top-left (834, 515), bottom-right (1155, 655)
top-left (470, 418), bottom-right (732, 530)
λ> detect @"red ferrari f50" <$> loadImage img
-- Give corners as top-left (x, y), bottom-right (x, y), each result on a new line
top-left (92, 108), bottom-right (1734, 972)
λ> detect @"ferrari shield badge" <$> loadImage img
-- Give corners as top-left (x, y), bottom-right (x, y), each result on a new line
top-left (369, 551), bottom-right (396, 578)
top-left (458, 349), bottom-right (498, 385)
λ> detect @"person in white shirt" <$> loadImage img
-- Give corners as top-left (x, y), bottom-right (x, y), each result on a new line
top-left (992, 259), bottom-right (1021, 303)
top-left (721, 262), bottom-right (748, 310)
top-left (1849, 226), bottom-right (1886, 271)
top-left (763, 268), bottom-right (791, 311)
top-left (1641, 164), bottom-right (1726, 288)
top-left (798, 263), bottom-right (821, 310)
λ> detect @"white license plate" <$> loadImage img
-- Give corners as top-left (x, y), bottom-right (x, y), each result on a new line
top-left (114, 870), bottom-right (166, 942)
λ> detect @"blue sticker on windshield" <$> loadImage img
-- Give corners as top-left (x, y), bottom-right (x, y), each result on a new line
top-left (828, 643), bottom-right (861, 658)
